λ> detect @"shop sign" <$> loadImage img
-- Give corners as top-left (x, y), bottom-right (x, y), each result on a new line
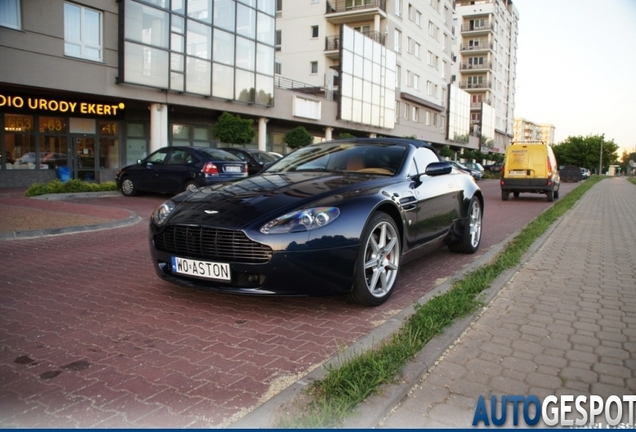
top-left (0, 94), bottom-right (125, 116)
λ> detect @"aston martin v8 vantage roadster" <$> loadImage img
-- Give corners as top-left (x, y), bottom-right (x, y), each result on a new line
top-left (148, 138), bottom-right (484, 306)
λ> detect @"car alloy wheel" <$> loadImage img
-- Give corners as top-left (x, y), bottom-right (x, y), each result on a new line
top-left (349, 212), bottom-right (401, 306)
top-left (467, 198), bottom-right (482, 249)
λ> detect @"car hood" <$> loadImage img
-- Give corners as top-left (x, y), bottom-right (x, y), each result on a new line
top-left (166, 171), bottom-right (386, 229)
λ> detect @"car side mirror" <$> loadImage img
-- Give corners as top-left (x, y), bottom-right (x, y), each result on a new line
top-left (425, 161), bottom-right (452, 176)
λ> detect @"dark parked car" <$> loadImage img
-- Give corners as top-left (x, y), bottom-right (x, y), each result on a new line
top-left (219, 147), bottom-right (280, 176)
top-left (148, 138), bottom-right (484, 306)
top-left (116, 146), bottom-right (248, 196)
top-left (450, 161), bottom-right (482, 181)
top-left (484, 161), bottom-right (503, 172)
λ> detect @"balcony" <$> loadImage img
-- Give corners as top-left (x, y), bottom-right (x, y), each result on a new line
top-left (459, 80), bottom-right (492, 91)
top-left (324, 31), bottom-right (385, 59)
top-left (459, 41), bottom-right (494, 53)
top-left (460, 23), bottom-right (495, 35)
top-left (459, 61), bottom-right (492, 72)
top-left (325, 0), bottom-right (387, 24)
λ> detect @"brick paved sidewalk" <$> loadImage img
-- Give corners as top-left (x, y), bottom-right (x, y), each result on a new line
top-left (376, 177), bottom-right (636, 428)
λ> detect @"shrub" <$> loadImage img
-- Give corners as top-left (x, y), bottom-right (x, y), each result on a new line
top-left (25, 179), bottom-right (117, 197)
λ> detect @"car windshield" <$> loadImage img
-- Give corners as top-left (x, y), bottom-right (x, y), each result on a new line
top-left (200, 148), bottom-right (242, 161)
top-left (265, 142), bottom-right (407, 175)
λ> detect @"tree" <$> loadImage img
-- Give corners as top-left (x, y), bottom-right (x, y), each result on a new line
top-left (552, 134), bottom-right (619, 172)
top-left (439, 145), bottom-right (455, 159)
top-left (338, 132), bottom-right (356, 139)
top-left (211, 112), bottom-right (256, 145)
top-left (284, 126), bottom-right (314, 150)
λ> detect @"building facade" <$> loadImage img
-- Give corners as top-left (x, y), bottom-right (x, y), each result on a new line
top-left (513, 117), bottom-right (556, 145)
top-left (1, 0), bottom-right (519, 188)
top-left (453, 0), bottom-right (519, 154)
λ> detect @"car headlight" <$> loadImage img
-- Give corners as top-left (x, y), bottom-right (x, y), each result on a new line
top-left (151, 200), bottom-right (176, 226)
top-left (260, 207), bottom-right (340, 234)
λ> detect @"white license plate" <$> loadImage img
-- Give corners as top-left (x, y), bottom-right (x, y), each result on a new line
top-left (171, 256), bottom-right (231, 281)
top-left (509, 170), bottom-right (526, 175)
top-left (225, 165), bottom-right (242, 173)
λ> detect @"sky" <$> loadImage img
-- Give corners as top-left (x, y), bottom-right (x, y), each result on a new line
top-left (512, 0), bottom-right (636, 155)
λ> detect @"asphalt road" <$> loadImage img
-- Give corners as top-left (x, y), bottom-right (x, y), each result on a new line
top-left (0, 179), bottom-right (578, 427)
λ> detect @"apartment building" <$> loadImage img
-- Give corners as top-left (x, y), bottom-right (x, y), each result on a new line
top-left (453, 0), bottom-right (519, 154)
top-left (513, 117), bottom-right (556, 145)
top-left (0, 0), bottom-right (519, 188)
top-left (275, 0), bottom-right (457, 144)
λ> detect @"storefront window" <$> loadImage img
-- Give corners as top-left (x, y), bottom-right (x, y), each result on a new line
top-left (100, 137), bottom-right (120, 169)
top-left (6, 134), bottom-right (36, 170)
top-left (126, 122), bottom-right (147, 165)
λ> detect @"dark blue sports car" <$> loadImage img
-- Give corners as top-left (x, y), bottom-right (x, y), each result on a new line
top-left (148, 138), bottom-right (484, 306)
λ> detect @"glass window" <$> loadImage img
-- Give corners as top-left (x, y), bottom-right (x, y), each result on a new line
top-left (212, 63), bottom-right (234, 99)
top-left (186, 56), bottom-right (211, 95)
top-left (172, 124), bottom-right (190, 139)
top-left (258, 0), bottom-right (275, 16)
top-left (256, 43), bottom-right (273, 75)
top-left (124, 41), bottom-right (170, 88)
top-left (235, 69), bottom-right (255, 103)
top-left (99, 137), bottom-right (120, 169)
top-left (257, 12), bottom-right (274, 44)
top-left (235, 36), bottom-right (255, 71)
top-left (214, 0), bottom-right (235, 32)
top-left (311, 25), bottom-right (318, 38)
top-left (213, 29), bottom-right (234, 65)
top-left (186, 19), bottom-right (211, 59)
top-left (6, 134), bottom-right (36, 170)
top-left (193, 127), bottom-right (209, 140)
top-left (310, 61), bottom-right (318, 74)
top-left (236, 2), bottom-right (255, 39)
top-left (64, 2), bottom-right (103, 61)
top-left (255, 74), bottom-right (273, 105)
top-left (0, 0), bottom-right (21, 29)
top-left (187, 0), bottom-right (212, 23)
top-left (125, 0), bottom-right (169, 48)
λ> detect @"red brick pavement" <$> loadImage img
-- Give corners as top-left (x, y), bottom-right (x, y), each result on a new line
top-left (0, 181), bottom-right (578, 427)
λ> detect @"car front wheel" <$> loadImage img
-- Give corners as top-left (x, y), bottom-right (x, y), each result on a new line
top-left (348, 212), bottom-right (401, 307)
top-left (121, 177), bottom-right (138, 196)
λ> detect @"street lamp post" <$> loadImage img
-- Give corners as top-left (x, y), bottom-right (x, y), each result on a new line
top-left (599, 141), bottom-right (603, 175)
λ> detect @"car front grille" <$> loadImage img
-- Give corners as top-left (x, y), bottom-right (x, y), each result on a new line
top-left (154, 226), bottom-right (272, 264)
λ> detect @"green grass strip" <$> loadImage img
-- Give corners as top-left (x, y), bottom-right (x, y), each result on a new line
top-left (279, 175), bottom-right (605, 428)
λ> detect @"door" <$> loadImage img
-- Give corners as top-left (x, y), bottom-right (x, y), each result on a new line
top-left (40, 135), bottom-right (68, 170)
top-left (71, 135), bottom-right (97, 182)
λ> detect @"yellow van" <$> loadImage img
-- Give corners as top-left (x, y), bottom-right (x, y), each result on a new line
top-left (500, 141), bottom-right (560, 202)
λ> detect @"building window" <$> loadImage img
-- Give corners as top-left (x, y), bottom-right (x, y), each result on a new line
top-left (394, 29), bottom-right (402, 53)
top-left (414, 42), bottom-right (420, 59)
top-left (311, 25), bottom-right (319, 38)
top-left (427, 21), bottom-right (438, 39)
top-left (404, 103), bottom-right (410, 120)
top-left (396, 64), bottom-right (401, 88)
top-left (276, 0), bottom-right (282, 13)
top-left (412, 106), bottom-right (419, 122)
top-left (275, 30), bottom-right (281, 50)
top-left (64, 2), bottom-right (103, 61)
top-left (275, 61), bottom-right (282, 74)
top-left (395, 0), bottom-right (402, 17)
top-left (310, 61), bottom-right (318, 74)
top-left (0, 0), bottom-right (20, 29)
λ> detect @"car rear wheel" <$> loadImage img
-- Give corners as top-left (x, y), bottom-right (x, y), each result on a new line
top-left (448, 196), bottom-right (482, 254)
top-left (501, 189), bottom-right (509, 201)
top-left (348, 212), bottom-right (401, 307)
top-left (184, 180), bottom-right (199, 192)
top-left (121, 177), bottom-right (138, 196)
top-left (547, 189), bottom-right (554, 202)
